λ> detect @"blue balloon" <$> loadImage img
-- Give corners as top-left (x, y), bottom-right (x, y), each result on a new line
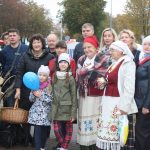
top-left (23, 72), bottom-right (40, 90)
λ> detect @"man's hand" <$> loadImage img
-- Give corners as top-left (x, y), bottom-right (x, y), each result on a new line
top-left (142, 107), bottom-right (149, 114)
top-left (15, 88), bottom-right (20, 99)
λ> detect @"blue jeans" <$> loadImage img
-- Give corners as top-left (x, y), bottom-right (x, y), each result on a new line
top-left (34, 125), bottom-right (50, 150)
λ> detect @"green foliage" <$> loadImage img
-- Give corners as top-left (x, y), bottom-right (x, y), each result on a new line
top-left (60, 0), bottom-right (106, 37)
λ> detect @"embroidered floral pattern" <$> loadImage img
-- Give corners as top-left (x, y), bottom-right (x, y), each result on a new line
top-left (107, 106), bottom-right (119, 136)
top-left (110, 125), bottom-right (117, 132)
top-left (112, 106), bottom-right (118, 119)
top-left (84, 120), bottom-right (93, 132)
top-left (97, 106), bottom-right (103, 129)
top-left (97, 105), bottom-right (119, 141)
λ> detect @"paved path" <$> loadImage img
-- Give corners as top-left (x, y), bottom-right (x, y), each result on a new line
top-left (0, 124), bottom-right (80, 150)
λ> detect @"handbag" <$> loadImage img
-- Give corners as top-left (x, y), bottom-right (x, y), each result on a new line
top-left (0, 123), bottom-right (28, 147)
top-left (0, 123), bottom-right (16, 148)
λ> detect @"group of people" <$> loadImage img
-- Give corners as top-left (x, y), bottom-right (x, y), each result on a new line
top-left (0, 23), bottom-right (149, 150)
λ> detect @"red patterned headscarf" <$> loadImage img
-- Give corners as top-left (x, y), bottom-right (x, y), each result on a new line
top-left (84, 35), bottom-right (99, 49)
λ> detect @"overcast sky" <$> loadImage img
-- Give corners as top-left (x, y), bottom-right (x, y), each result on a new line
top-left (33, 0), bottom-right (127, 22)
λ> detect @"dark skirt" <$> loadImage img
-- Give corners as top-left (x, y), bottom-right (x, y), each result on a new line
top-left (121, 114), bottom-right (136, 150)
top-left (135, 109), bottom-right (150, 150)
top-left (80, 144), bottom-right (96, 150)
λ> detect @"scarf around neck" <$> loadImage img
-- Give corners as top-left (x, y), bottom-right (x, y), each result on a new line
top-left (40, 78), bottom-right (51, 90)
top-left (56, 71), bottom-right (72, 79)
top-left (77, 53), bottom-right (110, 97)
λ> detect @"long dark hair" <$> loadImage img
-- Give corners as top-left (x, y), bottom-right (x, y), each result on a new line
top-left (52, 60), bottom-right (71, 84)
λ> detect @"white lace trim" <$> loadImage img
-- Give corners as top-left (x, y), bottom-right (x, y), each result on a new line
top-left (96, 140), bottom-right (120, 150)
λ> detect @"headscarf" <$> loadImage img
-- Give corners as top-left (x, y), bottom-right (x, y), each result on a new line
top-left (142, 35), bottom-right (150, 45)
top-left (84, 35), bottom-right (99, 49)
top-left (110, 41), bottom-right (134, 59)
top-left (142, 35), bottom-right (150, 55)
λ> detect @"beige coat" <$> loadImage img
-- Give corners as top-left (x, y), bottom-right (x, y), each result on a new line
top-left (117, 56), bottom-right (138, 114)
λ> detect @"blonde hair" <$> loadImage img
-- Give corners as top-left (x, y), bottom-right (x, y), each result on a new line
top-left (118, 29), bottom-right (137, 49)
top-left (99, 28), bottom-right (118, 50)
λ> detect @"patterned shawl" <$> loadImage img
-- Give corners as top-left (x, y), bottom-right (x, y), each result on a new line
top-left (76, 52), bottom-right (111, 97)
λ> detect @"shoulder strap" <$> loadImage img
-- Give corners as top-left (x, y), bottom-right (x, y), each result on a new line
top-left (139, 56), bottom-right (150, 65)
top-left (4, 43), bottom-right (22, 79)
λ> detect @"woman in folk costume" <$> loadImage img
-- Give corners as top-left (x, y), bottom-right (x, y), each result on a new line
top-left (96, 41), bottom-right (138, 150)
top-left (76, 35), bottom-right (110, 150)
top-left (135, 35), bottom-right (150, 150)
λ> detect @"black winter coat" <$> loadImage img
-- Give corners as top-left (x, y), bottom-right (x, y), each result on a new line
top-left (135, 59), bottom-right (150, 109)
top-left (15, 49), bottom-right (54, 110)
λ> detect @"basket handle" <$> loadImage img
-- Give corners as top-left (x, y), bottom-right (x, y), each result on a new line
top-left (13, 99), bottom-right (19, 109)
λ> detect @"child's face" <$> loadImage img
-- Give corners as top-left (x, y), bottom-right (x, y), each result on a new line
top-left (38, 72), bottom-right (48, 82)
top-left (59, 61), bottom-right (69, 72)
top-left (56, 47), bottom-right (67, 56)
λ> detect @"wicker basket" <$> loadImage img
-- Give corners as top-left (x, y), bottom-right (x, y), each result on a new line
top-left (0, 99), bottom-right (28, 124)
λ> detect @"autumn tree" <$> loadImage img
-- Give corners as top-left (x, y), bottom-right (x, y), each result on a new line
top-left (125, 0), bottom-right (150, 37)
top-left (0, 0), bottom-right (53, 37)
top-left (24, 0), bottom-right (53, 37)
top-left (59, 0), bottom-right (106, 38)
top-left (0, 0), bottom-right (27, 32)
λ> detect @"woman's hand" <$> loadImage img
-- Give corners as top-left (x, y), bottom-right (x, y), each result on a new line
top-left (15, 88), bottom-right (21, 99)
top-left (97, 77), bottom-right (107, 89)
top-left (116, 108), bottom-right (127, 115)
top-left (119, 109), bottom-right (128, 115)
top-left (33, 90), bottom-right (41, 97)
top-left (142, 107), bottom-right (149, 114)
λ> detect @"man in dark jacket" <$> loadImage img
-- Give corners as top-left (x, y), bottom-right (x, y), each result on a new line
top-left (0, 28), bottom-right (28, 106)
top-left (73, 23), bottom-right (94, 63)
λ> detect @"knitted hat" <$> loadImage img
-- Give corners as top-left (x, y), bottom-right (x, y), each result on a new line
top-left (38, 65), bottom-right (50, 76)
top-left (142, 35), bottom-right (150, 45)
top-left (84, 35), bottom-right (99, 49)
top-left (58, 53), bottom-right (70, 64)
top-left (110, 41), bottom-right (134, 59)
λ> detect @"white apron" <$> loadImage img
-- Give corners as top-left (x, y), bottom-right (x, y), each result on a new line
top-left (96, 96), bottom-right (121, 150)
top-left (77, 96), bottom-right (101, 146)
